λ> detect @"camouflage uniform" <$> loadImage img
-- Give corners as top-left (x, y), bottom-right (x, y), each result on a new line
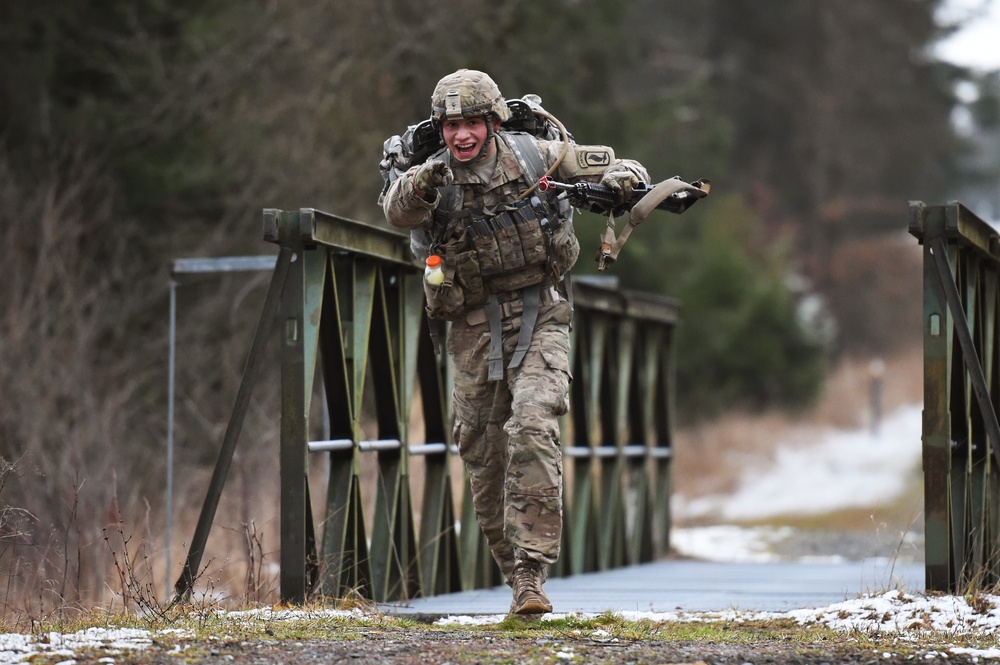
top-left (382, 69), bottom-right (648, 602)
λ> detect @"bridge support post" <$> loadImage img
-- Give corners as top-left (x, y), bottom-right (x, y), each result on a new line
top-left (911, 201), bottom-right (1000, 593)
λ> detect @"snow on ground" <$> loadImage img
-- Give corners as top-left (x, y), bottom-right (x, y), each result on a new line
top-left (669, 523), bottom-right (802, 563)
top-left (0, 612), bottom-right (356, 663)
top-left (671, 403), bottom-right (924, 562)
top-left (674, 403), bottom-right (923, 523)
top-left (436, 589), bottom-right (1000, 636)
top-left (0, 626), bottom-right (180, 663)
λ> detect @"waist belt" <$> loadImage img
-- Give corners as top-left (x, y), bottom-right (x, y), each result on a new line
top-left (464, 285), bottom-right (562, 326)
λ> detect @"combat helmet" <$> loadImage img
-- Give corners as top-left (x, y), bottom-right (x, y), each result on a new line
top-left (431, 69), bottom-right (512, 125)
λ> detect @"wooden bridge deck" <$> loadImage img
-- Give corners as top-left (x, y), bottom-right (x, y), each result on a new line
top-left (380, 558), bottom-right (925, 617)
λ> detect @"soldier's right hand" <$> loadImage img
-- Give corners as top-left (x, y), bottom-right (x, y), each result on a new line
top-left (412, 160), bottom-right (454, 195)
top-left (600, 167), bottom-right (640, 205)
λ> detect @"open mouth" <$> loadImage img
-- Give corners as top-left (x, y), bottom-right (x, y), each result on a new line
top-left (454, 141), bottom-right (479, 161)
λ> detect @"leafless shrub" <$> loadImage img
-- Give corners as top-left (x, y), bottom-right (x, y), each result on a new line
top-left (243, 521), bottom-right (268, 606)
top-left (103, 517), bottom-right (165, 620)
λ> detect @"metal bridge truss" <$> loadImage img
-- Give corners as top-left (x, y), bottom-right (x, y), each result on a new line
top-left (911, 201), bottom-right (1000, 592)
top-left (174, 209), bottom-right (677, 604)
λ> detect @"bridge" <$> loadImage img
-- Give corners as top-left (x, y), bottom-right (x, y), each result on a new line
top-left (169, 200), bottom-right (1000, 609)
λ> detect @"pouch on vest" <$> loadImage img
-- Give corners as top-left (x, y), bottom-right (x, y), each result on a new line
top-left (508, 199), bottom-right (547, 267)
top-left (486, 264), bottom-right (548, 293)
top-left (423, 279), bottom-right (466, 321)
top-left (469, 217), bottom-right (505, 277)
top-left (493, 212), bottom-right (527, 272)
top-left (548, 218), bottom-right (581, 277)
top-left (453, 247), bottom-right (488, 311)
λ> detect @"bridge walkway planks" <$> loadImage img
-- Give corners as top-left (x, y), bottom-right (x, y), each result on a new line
top-left (381, 558), bottom-right (924, 617)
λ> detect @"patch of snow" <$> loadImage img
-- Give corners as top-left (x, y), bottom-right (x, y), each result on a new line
top-left (675, 404), bottom-right (923, 523)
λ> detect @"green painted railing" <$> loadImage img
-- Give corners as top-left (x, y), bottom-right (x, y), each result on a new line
top-left (910, 201), bottom-right (1000, 592)
top-left (175, 209), bottom-right (677, 604)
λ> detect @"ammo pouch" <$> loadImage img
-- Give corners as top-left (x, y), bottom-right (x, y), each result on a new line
top-left (468, 198), bottom-right (551, 293)
top-left (423, 197), bottom-right (560, 322)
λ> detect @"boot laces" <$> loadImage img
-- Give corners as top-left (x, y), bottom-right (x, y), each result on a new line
top-left (513, 561), bottom-right (542, 596)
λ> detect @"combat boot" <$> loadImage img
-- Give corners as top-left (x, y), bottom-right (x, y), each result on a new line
top-left (509, 558), bottom-right (552, 615)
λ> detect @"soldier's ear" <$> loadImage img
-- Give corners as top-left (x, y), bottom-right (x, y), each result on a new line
top-left (492, 117), bottom-right (502, 132)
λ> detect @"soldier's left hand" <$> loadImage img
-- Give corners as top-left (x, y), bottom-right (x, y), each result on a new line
top-left (600, 168), bottom-right (640, 205)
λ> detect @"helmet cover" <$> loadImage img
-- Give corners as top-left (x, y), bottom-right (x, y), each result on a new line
top-left (430, 69), bottom-right (511, 124)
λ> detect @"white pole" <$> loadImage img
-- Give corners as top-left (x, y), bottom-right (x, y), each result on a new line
top-left (166, 278), bottom-right (177, 600)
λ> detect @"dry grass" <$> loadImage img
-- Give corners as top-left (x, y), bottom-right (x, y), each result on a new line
top-left (672, 344), bottom-right (924, 514)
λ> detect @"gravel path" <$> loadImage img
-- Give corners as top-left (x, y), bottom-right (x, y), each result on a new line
top-left (128, 627), bottom-right (969, 665)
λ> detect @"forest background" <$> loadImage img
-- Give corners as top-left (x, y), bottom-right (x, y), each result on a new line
top-left (2, 0), bottom-right (999, 619)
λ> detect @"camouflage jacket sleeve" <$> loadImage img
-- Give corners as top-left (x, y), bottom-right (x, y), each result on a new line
top-left (537, 140), bottom-right (650, 185)
top-left (382, 165), bottom-right (438, 231)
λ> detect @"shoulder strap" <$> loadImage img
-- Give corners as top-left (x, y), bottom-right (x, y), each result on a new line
top-left (504, 131), bottom-right (548, 184)
top-left (504, 132), bottom-right (576, 323)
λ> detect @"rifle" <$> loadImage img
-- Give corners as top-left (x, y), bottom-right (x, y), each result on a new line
top-left (537, 175), bottom-right (710, 217)
top-left (537, 175), bottom-right (711, 270)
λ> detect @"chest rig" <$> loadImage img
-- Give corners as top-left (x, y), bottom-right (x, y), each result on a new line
top-left (427, 132), bottom-right (573, 381)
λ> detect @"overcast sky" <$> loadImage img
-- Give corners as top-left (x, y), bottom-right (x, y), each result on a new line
top-left (935, 0), bottom-right (1000, 70)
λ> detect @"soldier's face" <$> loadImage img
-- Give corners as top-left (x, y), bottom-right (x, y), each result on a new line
top-left (442, 116), bottom-right (497, 162)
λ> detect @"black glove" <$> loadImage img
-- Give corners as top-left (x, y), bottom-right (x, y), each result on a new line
top-left (412, 159), bottom-right (454, 194)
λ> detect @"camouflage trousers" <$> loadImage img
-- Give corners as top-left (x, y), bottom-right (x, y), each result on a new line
top-left (447, 299), bottom-right (573, 584)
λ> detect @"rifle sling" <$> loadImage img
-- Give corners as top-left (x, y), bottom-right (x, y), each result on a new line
top-left (607, 179), bottom-right (698, 263)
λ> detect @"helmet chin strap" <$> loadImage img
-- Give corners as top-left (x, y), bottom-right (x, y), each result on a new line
top-left (472, 115), bottom-right (496, 163)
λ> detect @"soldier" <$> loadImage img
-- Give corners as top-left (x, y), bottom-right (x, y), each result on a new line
top-left (382, 69), bottom-right (649, 615)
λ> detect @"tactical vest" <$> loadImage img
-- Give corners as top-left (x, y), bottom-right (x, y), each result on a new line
top-left (416, 132), bottom-right (576, 381)
top-left (420, 131), bottom-right (573, 321)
